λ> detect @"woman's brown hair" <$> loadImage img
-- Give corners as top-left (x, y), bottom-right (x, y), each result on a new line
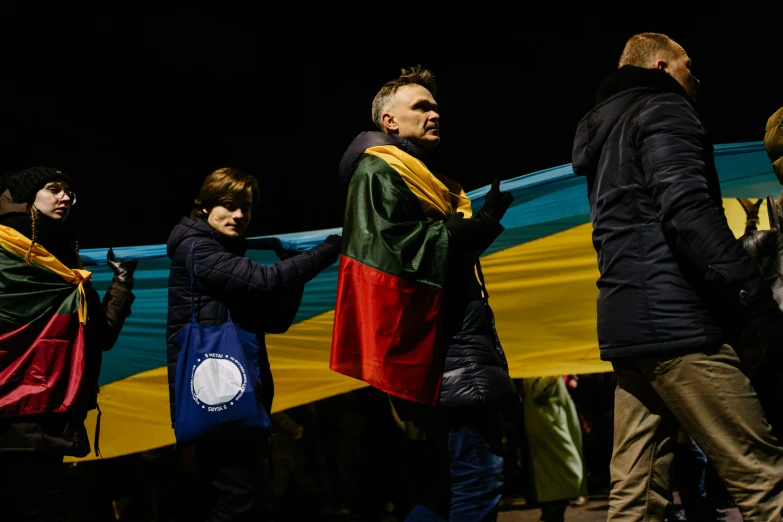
top-left (190, 167), bottom-right (260, 219)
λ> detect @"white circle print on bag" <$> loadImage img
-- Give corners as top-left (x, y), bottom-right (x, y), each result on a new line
top-left (190, 354), bottom-right (249, 412)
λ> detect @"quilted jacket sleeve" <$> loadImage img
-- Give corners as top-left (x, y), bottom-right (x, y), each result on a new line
top-left (637, 93), bottom-right (773, 309)
top-left (187, 238), bottom-right (340, 308)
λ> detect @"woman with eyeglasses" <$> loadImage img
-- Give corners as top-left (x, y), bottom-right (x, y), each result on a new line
top-left (0, 166), bottom-right (138, 521)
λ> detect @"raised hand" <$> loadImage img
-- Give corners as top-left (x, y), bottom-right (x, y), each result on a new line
top-left (480, 177), bottom-right (513, 222)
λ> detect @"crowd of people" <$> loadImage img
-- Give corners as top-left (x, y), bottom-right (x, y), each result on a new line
top-left (1, 31), bottom-right (783, 522)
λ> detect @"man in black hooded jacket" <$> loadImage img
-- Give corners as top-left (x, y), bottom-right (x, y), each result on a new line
top-left (572, 32), bottom-right (783, 520)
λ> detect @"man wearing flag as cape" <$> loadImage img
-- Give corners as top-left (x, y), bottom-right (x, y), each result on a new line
top-left (330, 65), bottom-right (518, 520)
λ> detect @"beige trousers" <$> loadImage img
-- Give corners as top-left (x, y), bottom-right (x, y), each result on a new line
top-left (609, 344), bottom-right (783, 521)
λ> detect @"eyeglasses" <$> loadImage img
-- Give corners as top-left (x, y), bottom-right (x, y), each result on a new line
top-left (45, 184), bottom-right (77, 206)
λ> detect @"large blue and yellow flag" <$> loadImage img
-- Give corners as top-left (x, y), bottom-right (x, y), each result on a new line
top-left (68, 141), bottom-right (780, 461)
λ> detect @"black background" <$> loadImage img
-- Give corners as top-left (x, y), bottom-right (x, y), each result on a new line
top-left (4, 11), bottom-right (779, 248)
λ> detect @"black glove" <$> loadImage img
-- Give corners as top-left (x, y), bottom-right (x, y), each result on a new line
top-left (313, 234), bottom-right (342, 264)
top-left (324, 235), bottom-right (342, 248)
top-left (272, 238), bottom-right (301, 261)
top-left (479, 177), bottom-right (513, 222)
top-left (107, 247), bottom-right (138, 284)
top-left (445, 212), bottom-right (487, 251)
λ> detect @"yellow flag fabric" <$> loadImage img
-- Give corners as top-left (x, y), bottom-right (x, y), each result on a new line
top-left (365, 145), bottom-right (473, 219)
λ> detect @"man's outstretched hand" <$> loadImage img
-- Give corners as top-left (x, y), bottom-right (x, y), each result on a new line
top-left (480, 177), bottom-right (513, 222)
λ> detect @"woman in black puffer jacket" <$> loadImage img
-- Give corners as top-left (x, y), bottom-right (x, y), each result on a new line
top-left (166, 167), bottom-right (340, 521)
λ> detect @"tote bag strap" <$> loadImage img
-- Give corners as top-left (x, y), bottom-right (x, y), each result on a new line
top-left (187, 238), bottom-right (234, 323)
top-left (188, 239), bottom-right (199, 323)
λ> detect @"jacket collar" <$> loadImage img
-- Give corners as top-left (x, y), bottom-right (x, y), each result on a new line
top-left (596, 65), bottom-right (689, 105)
top-left (338, 131), bottom-right (442, 191)
top-left (182, 216), bottom-right (247, 255)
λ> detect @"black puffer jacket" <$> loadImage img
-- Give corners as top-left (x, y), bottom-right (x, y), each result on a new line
top-left (166, 216), bottom-right (340, 425)
top-left (571, 66), bottom-right (775, 360)
top-left (339, 131), bottom-right (517, 408)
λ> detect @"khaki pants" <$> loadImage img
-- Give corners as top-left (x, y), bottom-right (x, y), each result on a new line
top-left (609, 344), bottom-right (783, 521)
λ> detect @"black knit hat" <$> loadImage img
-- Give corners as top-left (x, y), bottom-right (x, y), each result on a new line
top-left (5, 167), bottom-right (73, 204)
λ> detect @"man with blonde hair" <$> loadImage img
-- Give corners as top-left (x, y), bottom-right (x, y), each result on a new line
top-left (572, 33), bottom-right (783, 520)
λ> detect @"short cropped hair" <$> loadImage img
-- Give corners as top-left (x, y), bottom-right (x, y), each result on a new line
top-left (191, 167), bottom-right (260, 218)
top-left (618, 32), bottom-right (676, 68)
top-left (371, 65), bottom-right (437, 131)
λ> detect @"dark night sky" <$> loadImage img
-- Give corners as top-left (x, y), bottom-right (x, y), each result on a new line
top-left (4, 13), bottom-right (780, 249)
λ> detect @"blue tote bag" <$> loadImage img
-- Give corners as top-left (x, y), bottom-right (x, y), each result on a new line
top-left (173, 239), bottom-right (272, 443)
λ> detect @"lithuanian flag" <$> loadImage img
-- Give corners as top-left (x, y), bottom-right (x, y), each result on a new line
top-left (330, 144), bottom-right (471, 405)
top-left (0, 225), bottom-right (92, 418)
